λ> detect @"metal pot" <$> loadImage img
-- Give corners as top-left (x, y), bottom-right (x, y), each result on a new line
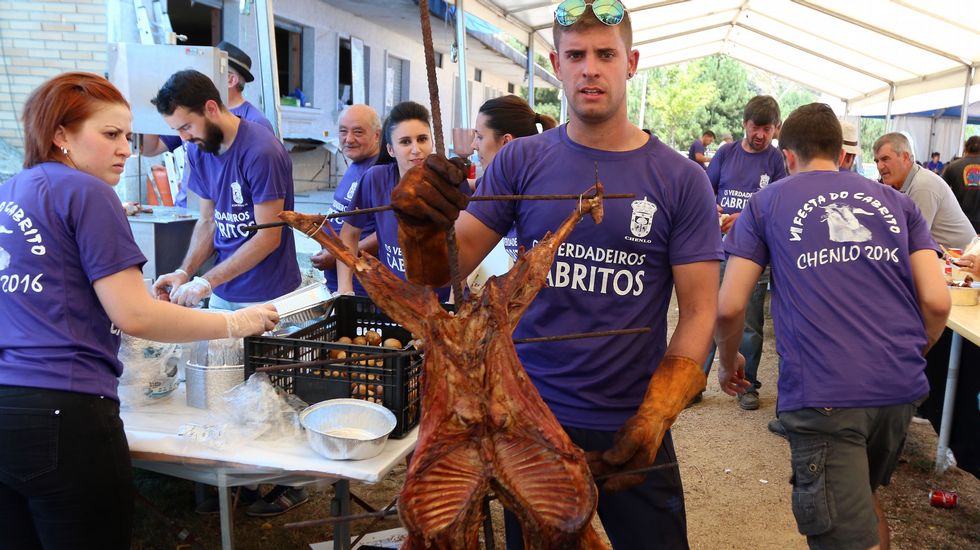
top-left (300, 399), bottom-right (397, 460)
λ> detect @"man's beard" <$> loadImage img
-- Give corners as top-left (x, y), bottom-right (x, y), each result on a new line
top-left (195, 120), bottom-right (225, 154)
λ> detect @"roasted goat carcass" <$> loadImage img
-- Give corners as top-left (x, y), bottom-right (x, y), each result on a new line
top-left (280, 186), bottom-right (611, 549)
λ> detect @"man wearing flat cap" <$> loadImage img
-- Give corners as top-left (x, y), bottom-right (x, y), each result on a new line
top-left (142, 41), bottom-right (274, 207)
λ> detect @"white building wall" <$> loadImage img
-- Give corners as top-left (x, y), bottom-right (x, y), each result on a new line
top-left (0, 0), bottom-right (108, 152)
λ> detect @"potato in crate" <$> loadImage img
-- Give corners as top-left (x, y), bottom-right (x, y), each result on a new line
top-left (244, 296), bottom-right (421, 438)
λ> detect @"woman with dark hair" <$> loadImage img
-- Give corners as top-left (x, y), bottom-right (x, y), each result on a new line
top-left (471, 95), bottom-right (557, 265)
top-left (0, 72), bottom-right (278, 549)
top-left (338, 101), bottom-right (459, 301)
top-left (472, 95), bottom-right (557, 172)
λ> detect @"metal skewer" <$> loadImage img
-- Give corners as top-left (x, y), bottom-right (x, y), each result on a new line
top-left (254, 328), bottom-right (651, 374)
top-left (242, 193), bottom-right (635, 232)
top-left (593, 461), bottom-right (680, 481)
top-left (283, 460), bottom-right (680, 530)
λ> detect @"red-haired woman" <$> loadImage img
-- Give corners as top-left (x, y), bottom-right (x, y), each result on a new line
top-left (0, 72), bottom-right (278, 548)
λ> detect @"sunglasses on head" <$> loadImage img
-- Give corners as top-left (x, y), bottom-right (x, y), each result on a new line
top-left (554, 0), bottom-right (626, 27)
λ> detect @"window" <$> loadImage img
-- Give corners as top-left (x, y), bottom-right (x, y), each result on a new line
top-left (436, 52), bottom-right (444, 69)
top-left (339, 37), bottom-right (370, 106)
top-left (167, 0), bottom-right (221, 46)
top-left (385, 54), bottom-right (409, 115)
top-left (473, 68), bottom-right (482, 83)
top-left (275, 19), bottom-right (304, 100)
top-left (507, 83), bottom-right (515, 94)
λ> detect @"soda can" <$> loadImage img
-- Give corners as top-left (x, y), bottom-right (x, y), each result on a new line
top-left (929, 490), bottom-right (958, 508)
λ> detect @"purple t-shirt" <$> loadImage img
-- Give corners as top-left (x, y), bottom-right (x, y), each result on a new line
top-left (323, 155), bottom-right (378, 295)
top-left (186, 119), bottom-right (300, 302)
top-left (688, 139), bottom-right (707, 167)
top-left (724, 170), bottom-right (936, 412)
top-left (708, 141), bottom-right (786, 214)
top-left (165, 101), bottom-right (275, 207)
top-left (468, 125), bottom-right (724, 430)
top-left (0, 163), bottom-right (147, 400)
top-left (346, 163), bottom-right (454, 302)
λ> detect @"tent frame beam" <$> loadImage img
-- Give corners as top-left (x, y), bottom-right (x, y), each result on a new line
top-left (745, 11), bottom-right (912, 81)
top-left (739, 23), bottom-right (892, 85)
top-left (791, 0), bottom-right (970, 67)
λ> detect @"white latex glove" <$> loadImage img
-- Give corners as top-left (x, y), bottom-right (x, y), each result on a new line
top-left (170, 276), bottom-right (212, 307)
top-left (224, 304), bottom-right (280, 338)
top-left (152, 269), bottom-right (189, 301)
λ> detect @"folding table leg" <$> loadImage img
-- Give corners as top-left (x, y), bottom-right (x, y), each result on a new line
top-left (218, 471), bottom-right (234, 550)
top-left (331, 480), bottom-right (352, 550)
top-left (935, 332), bottom-right (963, 473)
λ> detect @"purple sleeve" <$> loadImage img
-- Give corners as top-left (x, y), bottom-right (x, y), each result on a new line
top-left (72, 183), bottom-right (147, 282)
top-left (771, 149), bottom-right (788, 182)
top-left (722, 194), bottom-right (770, 267)
top-left (186, 150), bottom-right (210, 201)
top-left (161, 135), bottom-right (182, 152)
top-left (706, 144), bottom-right (724, 193)
top-left (247, 111), bottom-right (275, 135)
top-left (668, 167), bottom-right (725, 265)
top-left (467, 149), bottom-right (518, 237)
top-left (346, 166), bottom-right (380, 231)
top-left (904, 198), bottom-right (941, 255)
top-left (246, 144), bottom-right (291, 203)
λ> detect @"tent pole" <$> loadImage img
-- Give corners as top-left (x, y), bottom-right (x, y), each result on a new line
top-left (637, 71), bottom-right (648, 130)
top-left (885, 84), bottom-right (896, 132)
top-left (957, 65), bottom-right (975, 157)
top-left (526, 31), bottom-right (535, 108)
top-left (455, 0), bottom-right (470, 130)
top-left (560, 88), bottom-right (567, 124)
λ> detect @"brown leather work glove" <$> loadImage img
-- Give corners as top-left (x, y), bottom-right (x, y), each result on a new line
top-left (588, 355), bottom-right (706, 493)
top-left (391, 155), bottom-right (470, 287)
top-left (391, 155), bottom-right (469, 228)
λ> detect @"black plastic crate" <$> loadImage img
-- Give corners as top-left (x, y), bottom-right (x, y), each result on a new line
top-left (244, 296), bottom-right (420, 438)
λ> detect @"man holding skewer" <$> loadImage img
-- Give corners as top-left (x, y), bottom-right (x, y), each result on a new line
top-left (390, 1), bottom-right (722, 547)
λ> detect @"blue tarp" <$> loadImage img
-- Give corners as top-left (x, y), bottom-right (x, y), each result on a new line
top-left (865, 103), bottom-right (980, 125)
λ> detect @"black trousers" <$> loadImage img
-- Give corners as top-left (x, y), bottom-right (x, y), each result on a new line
top-left (504, 427), bottom-right (689, 550)
top-left (0, 385), bottom-right (133, 550)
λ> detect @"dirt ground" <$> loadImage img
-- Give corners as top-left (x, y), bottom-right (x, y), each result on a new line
top-left (132, 305), bottom-right (980, 549)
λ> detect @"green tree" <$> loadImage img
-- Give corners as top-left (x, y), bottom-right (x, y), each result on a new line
top-left (777, 88), bottom-right (818, 120)
top-left (860, 118), bottom-right (886, 161)
top-left (639, 64), bottom-right (716, 148)
top-left (694, 56), bottom-right (756, 139)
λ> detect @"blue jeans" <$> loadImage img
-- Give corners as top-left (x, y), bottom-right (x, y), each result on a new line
top-left (504, 427), bottom-right (688, 549)
top-left (704, 262), bottom-right (769, 392)
top-left (0, 386), bottom-right (134, 549)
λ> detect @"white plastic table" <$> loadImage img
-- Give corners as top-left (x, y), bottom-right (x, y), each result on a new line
top-left (122, 385), bottom-right (417, 549)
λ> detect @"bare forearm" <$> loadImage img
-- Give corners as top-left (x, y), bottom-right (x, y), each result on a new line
top-left (180, 218), bottom-right (216, 275)
top-left (95, 268), bottom-right (230, 341)
top-left (140, 134), bottom-right (168, 157)
top-left (666, 305), bottom-right (716, 364)
top-left (715, 307), bottom-right (746, 366)
top-left (921, 308), bottom-right (948, 355)
top-left (202, 232), bottom-right (280, 289)
top-left (667, 261), bottom-right (720, 363)
top-left (336, 224), bottom-right (362, 294)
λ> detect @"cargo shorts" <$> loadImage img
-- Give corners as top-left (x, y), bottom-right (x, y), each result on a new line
top-left (778, 399), bottom-right (923, 550)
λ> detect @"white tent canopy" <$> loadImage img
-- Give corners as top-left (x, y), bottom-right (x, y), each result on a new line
top-left (473, 0), bottom-right (980, 115)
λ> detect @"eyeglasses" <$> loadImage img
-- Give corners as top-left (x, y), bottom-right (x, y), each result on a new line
top-left (554, 0), bottom-right (626, 27)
